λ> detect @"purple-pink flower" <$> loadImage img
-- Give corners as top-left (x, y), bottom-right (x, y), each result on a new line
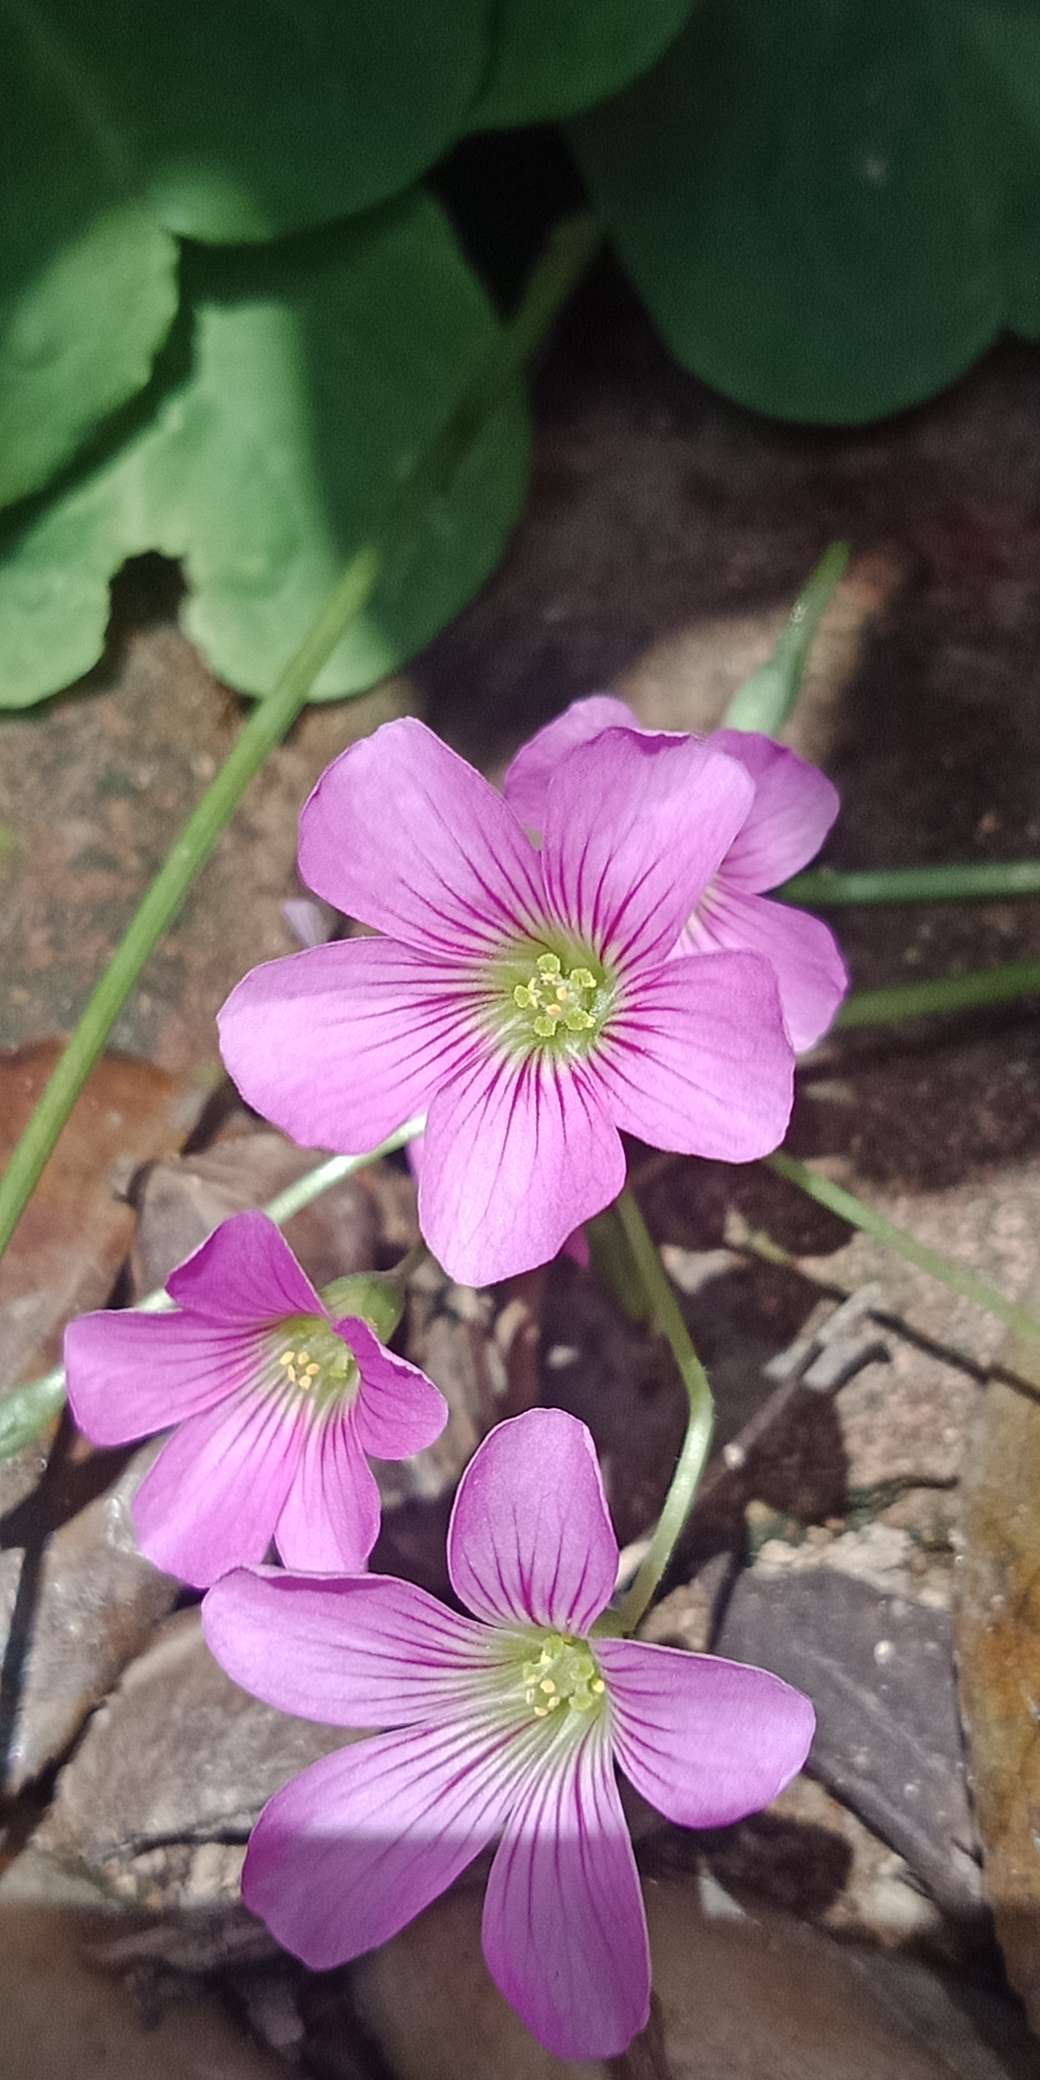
top-left (217, 717), bottom-right (794, 1286)
top-left (64, 1210), bottom-right (447, 1588)
top-left (505, 696), bottom-right (847, 1052)
top-left (203, 1408), bottom-right (813, 2061)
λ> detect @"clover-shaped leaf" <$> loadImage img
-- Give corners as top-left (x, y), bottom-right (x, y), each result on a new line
top-left (571, 0), bottom-right (1040, 423)
top-left (0, 2), bottom-right (178, 507)
top-left (0, 194), bottom-right (529, 709)
top-left (35, 0), bottom-right (490, 242)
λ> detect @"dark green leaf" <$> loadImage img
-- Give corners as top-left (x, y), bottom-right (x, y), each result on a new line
top-left (571, 0), bottom-right (1040, 424)
top-left (37, 0), bottom-right (489, 241)
top-left (0, 194), bottom-right (530, 708)
top-left (0, 1), bottom-right (178, 506)
top-left (471, 0), bottom-right (694, 127)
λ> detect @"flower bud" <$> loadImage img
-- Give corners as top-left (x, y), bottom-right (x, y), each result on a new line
top-left (320, 1272), bottom-right (405, 1344)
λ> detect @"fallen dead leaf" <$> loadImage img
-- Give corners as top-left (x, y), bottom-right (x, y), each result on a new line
top-left (0, 1042), bottom-right (204, 1395)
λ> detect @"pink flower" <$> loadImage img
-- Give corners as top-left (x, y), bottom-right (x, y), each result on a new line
top-left (505, 696), bottom-right (848, 1052)
top-left (218, 718), bottom-right (794, 1286)
top-left (64, 1210), bottom-right (447, 1588)
top-left (203, 1408), bottom-right (813, 2061)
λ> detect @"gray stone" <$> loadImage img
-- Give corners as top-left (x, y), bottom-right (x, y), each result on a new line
top-left (714, 1566), bottom-right (982, 1917)
top-left (0, 1450), bottom-right (177, 1796)
top-left (39, 1609), bottom-right (352, 1920)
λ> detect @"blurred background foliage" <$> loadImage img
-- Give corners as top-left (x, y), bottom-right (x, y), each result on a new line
top-left (3, 0), bottom-right (1040, 709)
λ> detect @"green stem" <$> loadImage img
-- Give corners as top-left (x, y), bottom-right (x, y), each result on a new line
top-left (766, 1149), bottom-right (1040, 1345)
top-left (0, 212), bottom-right (601, 1273)
top-left (386, 1238), bottom-right (430, 1289)
top-left (606, 1188), bottom-right (715, 1634)
top-left (0, 1118), bottom-right (425, 1461)
top-left (837, 960), bottom-right (1040, 1028)
top-left (783, 862), bottom-right (1040, 907)
top-left (721, 541), bottom-right (849, 736)
top-left (585, 1203), bottom-right (651, 1325)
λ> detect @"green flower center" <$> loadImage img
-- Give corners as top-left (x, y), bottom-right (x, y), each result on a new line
top-left (521, 1631), bottom-right (607, 1721)
top-left (270, 1314), bottom-right (359, 1414)
top-left (488, 940), bottom-right (613, 1058)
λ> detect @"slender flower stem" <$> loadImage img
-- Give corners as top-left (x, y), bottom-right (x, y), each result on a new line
top-left (836, 961), bottom-right (1040, 1028)
top-left (387, 1239), bottom-right (431, 1289)
top-left (0, 212), bottom-right (601, 1273)
top-left (766, 1149), bottom-right (1040, 1345)
top-left (783, 861), bottom-right (1040, 907)
top-left (0, 1118), bottom-right (425, 1461)
top-left (605, 1188), bottom-right (715, 1635)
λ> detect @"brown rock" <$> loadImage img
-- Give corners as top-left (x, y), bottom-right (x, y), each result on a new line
top-left (353, 1878), bottom-right (1026, 2080)
top-left (0, 1848), bottom-right (290, 2080)
top-left (957, 1348), bottom-right (1040, 2033)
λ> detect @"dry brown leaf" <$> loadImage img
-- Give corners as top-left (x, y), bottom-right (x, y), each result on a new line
top-left (956, 1347), bottom-right (1040, 2032)
top-left (0, 1041), bottom-right (204, 1393)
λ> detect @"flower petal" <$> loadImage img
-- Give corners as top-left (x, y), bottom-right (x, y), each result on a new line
top-left (562, 1225), bottom-right (590, 1269)
top-left (65, 1310), bottom-right (253, 1447)
top-left (688, 885), bottom-right (848, 1053)
top-left (218, 937), bottom-right (486, 1154)
top-left (540, 728), bottom-right (754, 974)
top-left (419, 1047), bottom-right (625, 1285)
top-left (165, 1210), bottom-right (323, 1325)
top-left (132, 1388), bottom-right (301, 1588)
top-left (711, 730), bottom-right (840, 890)
top-left (298, 717), bottom-right (544, 955)
top-left (242, 1716), bottom-right (539, 1970)
top-left (482, 1714), bottom-right (650, 2061)
top-left (203, 1568), bottom-right (512, 1728)
top-left (448, 1408), bottom-right (617, 1633)
top-left (345, 1317), bottom-right (448, 1460)
top-left (409, 1131), bottom-right (590, 1273)
top-left (595, 951), bottom-right (794, 1160)
top-left (274, 1407), bottom-right (381, 1573)
top-left (503, 695), bottom-right (639, 833)
top-left (597, 1637), bottom-right (815, 1827)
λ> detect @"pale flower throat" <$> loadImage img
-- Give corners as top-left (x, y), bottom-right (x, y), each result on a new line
top-left (489, 941), bottom-right (613, 1058)
top-left (267, 1314), bottom-right (359, 1415)
top-left (521, 1632), bottom-right (606, 1721)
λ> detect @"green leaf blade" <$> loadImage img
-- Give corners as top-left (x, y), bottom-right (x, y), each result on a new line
top-left (0, 0), bottom-right (178, 508)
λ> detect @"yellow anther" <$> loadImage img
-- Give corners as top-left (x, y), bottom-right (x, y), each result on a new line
top-left (513, 981), bottom-right (538, 1009)
top-left (536, 952), bottom-right (562, 979)
top-left (305, 1363), bottom-right (320, 1377)
top-left (539, 1678), bottom-right (556, 1694)
top-left (591, 1678), bottom-right (606, 1695)
top-left (570, 968), bottom-right (596, 991)
top-left (564, 1008), bottom-right (595, 1033)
